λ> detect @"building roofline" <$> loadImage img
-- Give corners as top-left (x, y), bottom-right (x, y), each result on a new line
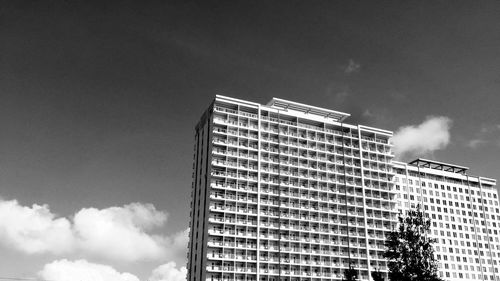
top-left (215, 95), bottom-right (261, 107)
top-left (408, 158), bottom-right (469, 174)
top-left (358, 125), bottom-right (393, 136)
top-left (266, 97), bottom-right (350, 122)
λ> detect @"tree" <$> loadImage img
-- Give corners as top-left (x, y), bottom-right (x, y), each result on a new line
top-left (383, 206), bottom-right (443, 281)
top-left (342, 263), bottom-right (358, 281)
top-left (371, 269), bottom-right (384, 281)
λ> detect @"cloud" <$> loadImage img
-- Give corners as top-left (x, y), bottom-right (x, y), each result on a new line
top-left (325, 82), bottom-right (351, 105)
top-left (73, 203), bottom-right (168, 261)
top-left (39, 259), bottom-right (140, 281)
top-left (38, 259), bottom-right (188, 281)
top-left (467, 139), bottom-right (488, 149)
top-left (392, 116), bottom-right (452, 159)
top-left (344, 59), bottom-right (361, 74)
top-left (466, 124), bottom-right (500, 149)
top-left (0, 198), bottom-right (189, 263)
top-left (164, 228), bottom-right (189, 263)
top-left (149, 262), bottom-right (187, 281)
top-left (0, 199), bottom-right (74, 255)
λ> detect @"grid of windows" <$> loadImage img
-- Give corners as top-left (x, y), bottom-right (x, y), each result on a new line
top-left (394, 161), bottom-right (500, 281)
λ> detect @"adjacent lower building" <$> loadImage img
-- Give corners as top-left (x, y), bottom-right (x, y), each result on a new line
top-left (187, 95), bottom-right (499, 281)
top-left (394, 159), bottom-right (499, 281)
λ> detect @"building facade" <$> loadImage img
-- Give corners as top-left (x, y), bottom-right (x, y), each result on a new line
top-left (187, 95), bottom-right (499, 281)
top-left (393, 159), bottom-right (500, 281)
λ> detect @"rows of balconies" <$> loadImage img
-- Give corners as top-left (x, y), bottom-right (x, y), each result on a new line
top-left (208, 222), bottom-right (390, 241)
top-left (205, 264), bottom-right (375, 279)
top-left (258, 180), bottom-right (392, 195)
top-left (205, 276), bottom-right (256, 281)
top-left (259, 140), bottom-right (392, 158)
top-left (261, 160), bottom-right (367, 172)
top-left (262, 188), bottom-right (394, 203)
top-left (206, 195), bottom-right (395, 220)
top-left (258, 162), bottom-right (392, 185)
top-left (261, 143), bottom-right (363, 158)
top-left (208, 226), bottom-right (390, 246)
top-left (209, 228), bottom-right (258, 238)
top-left (258, 204), bottom-right (394, 221)
top-left (213, 137), bottom-right (259, 150)
top-left (214, 105), bottom-right (390, 144)
top-left (213, 114), bottom-right (259, 129)
top-left (211, 181), bottom-right (258, 192)
top-left (208, 239), bottom-right (257, 250)
top-left (210, 192), bottom-right (258, 204)
top-left (261, 120), bottom-right (384, 148)
top-left (259, 201), bottom-right (395, 216)
top-left (261, 153), bottom-right (366, 167)
top-left (213, 105), bottom-right (258, 120)
top-left (212, 158), bottom-right (258, 171)
top-left (212, 146), bottom-right (259, 160)
top-left (209, 216), bottom-right (258, 226)
top-left (361, 135), bottom-right (390, 145)
top-left (207, 254), bottom-right (376, 270)
top-left (207, 241), bottom-right (388, 260)
top-left (212, 145), bottom-right (392, 176)
top-left (258, 214), bottom-right (394, 229)
top-left (213, 126), bottom-right (259, 139)
top-left (211, 170), bottom-right (259, 182)
top-left (209, 204), bottom-right (258, 215)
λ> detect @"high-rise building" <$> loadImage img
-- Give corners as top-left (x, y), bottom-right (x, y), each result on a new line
top-left (188, 95), bottom-right (396, 281)
top-left (187, 95), bottom-right (499, 281)
top-left (393, 159), bottom-right (499, 281)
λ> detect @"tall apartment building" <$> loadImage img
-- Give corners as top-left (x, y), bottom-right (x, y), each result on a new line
top-left (188, 96), bottom-right (397, 281)
top-left (393, 159), bottom-right (499, 281)
top-left (187, 95), bottom-right (499, 281)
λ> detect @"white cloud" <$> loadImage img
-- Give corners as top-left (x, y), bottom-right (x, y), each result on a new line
top-left (344, 59), bottom-right (361, 73)
top-left (393, 116), bottom-right (452, 159)
top-left (0, 199), bottom-right (74, 255)
top-left (164, 228), bottom-right (189, 263)
top-left (39, 259), bottom-right (140, 281)
top-left (149, 262), bottom-right (187, 281)
top-left (0, 198), bottom-right (188, 263)
top-left (74, 203), bottom-right (167, 261)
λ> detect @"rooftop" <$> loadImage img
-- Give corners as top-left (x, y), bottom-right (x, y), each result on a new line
top-left (408, 158), bottom-right (469, 175)
top-left (267, 97), bottom-right (350, 122)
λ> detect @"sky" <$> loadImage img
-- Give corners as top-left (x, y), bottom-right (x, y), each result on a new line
top-left (1, 1), bottom-right (500, 280)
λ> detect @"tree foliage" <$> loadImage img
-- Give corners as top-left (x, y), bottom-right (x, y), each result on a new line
top-left (342, 263), bottom-right (358, 281)
top-left (383, 206), bottom-right (443, 281)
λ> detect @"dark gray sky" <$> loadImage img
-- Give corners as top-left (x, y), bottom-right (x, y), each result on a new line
top-left (1, 1), bottom-right (500, 279)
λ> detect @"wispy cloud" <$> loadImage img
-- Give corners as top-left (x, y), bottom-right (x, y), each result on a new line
top-left (0, 198), bottom-right (188, 263)
top-left (466, 124), bottom-right (500, 149)
top-left (325, 82), bottom-right (351, 105)
top-left (466, 139), bottom-right (488, 149)
top-left (344, 59), bottom-right (361, 74)
top-left (393, 116), bottom-right (452, 159)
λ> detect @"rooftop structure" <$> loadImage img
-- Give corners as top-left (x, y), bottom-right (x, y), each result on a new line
top-left (408, 158), bottom-right (469, 175)
top-left (266, 98), bottom-right (351, 122)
